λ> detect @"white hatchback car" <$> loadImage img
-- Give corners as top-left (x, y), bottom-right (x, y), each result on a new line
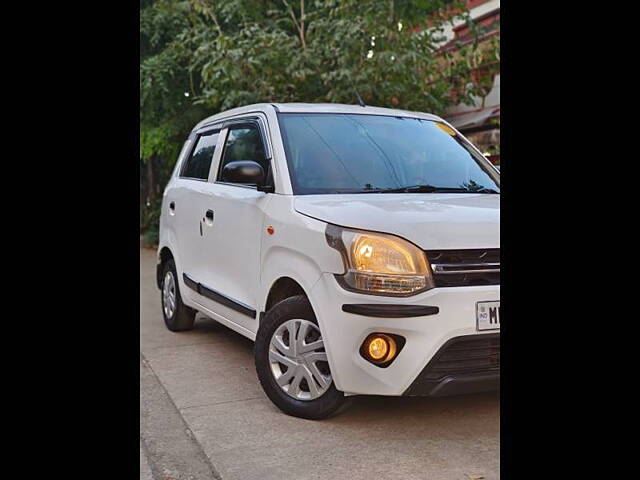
top-left (157, 103), bottom-right (500, 419)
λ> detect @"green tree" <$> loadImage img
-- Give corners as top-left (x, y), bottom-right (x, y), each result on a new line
top-left (140, 0), bottom-right (500, 240)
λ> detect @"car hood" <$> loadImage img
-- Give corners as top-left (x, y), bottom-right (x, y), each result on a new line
top-left (294, 193), bottom-right (500, 250)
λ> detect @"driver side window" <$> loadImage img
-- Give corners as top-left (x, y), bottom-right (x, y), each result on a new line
top-left (217, 125), bottom-right (268, 182)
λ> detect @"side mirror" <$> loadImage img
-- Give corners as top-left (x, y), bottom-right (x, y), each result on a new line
top-left (221, 160), bottom-right (265, 185)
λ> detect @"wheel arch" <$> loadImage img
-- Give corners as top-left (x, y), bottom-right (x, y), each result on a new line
top-left (259, 246), bottom-right (325, 323)
top-left (264, 277), bottom-right (307, 314)
top-left (156, 246), bottom-right (174, 288)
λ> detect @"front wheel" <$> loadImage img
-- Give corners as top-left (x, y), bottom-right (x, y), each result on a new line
top-left (255, 295), bottom-right (346, 419)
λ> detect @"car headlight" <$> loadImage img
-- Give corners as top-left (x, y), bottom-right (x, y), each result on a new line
top-left (326, 225), bottom-right (434, 296)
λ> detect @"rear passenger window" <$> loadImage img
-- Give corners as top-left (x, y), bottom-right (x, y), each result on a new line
top-left (217, 126), bottom-right (268, 181)
top-left (181, 130), bottom-right (219, 180)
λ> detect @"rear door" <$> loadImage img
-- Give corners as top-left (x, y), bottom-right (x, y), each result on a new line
top-left (169, 127), bottom-right (222, 304)
top-left (193, 118), bottom-right (273, 334)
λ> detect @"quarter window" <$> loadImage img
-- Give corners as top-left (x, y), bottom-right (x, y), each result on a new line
top-left (181, 130), bottom-right (219, 180)
top-left (218, 125), bottom-right (268, 182)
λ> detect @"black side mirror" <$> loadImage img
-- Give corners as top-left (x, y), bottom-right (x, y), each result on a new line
top-left (221, 160), bottom-right (265, 185)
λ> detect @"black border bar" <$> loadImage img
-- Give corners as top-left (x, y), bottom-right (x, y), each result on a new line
top-left (342, 304), bottom-right (439, 318)
top-left (183, 273), bottom-right (256, 318)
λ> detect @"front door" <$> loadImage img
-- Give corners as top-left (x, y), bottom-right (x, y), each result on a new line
top-left (195, 121), bottom-right (272, 334)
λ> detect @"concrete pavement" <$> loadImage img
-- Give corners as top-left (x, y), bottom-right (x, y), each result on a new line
top-left (140, 442), bottom-right (153, 480)
top-left (140, 247), bottom-right (500, 480)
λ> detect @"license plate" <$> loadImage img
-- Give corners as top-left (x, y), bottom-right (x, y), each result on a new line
top-left (476, 301), bottom-right (500, 330)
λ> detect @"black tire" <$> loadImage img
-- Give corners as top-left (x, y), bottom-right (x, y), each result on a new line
top-left (255, 295), bottom-right (347, 419)
top-left (160, 259), bottom-right (196, 332)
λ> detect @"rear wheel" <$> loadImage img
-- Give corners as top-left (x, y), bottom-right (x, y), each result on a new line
top-left (161, 259), bottom-right (196, 332)
top-left (255, 295), bottom-right (346, 419)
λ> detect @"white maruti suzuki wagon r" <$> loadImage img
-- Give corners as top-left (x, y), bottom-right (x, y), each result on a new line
top-left (157, 103), bottom-right (500, 419)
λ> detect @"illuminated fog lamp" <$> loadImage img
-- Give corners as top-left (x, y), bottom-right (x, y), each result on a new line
top-left (362, 333), bottom-right (398, 364)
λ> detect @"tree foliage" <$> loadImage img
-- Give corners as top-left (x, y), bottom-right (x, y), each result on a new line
top-left (142, 0), bottom-right (498, 123)
top-left (139, 0), bottom-right (500, 236)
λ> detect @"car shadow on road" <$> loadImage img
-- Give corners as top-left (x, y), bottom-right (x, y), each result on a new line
top-left (340, 391), bottom-right (499, 424)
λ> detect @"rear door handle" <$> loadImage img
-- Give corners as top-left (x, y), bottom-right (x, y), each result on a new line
top-left (204, 209), bottom-right (214, 226)
top-left (169, 201), bottom-right (175, 215)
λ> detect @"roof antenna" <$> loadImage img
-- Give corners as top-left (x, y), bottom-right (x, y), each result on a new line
top-left (346, 73), bottom-right (366, 107)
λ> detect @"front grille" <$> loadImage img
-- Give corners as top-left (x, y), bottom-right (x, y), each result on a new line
top-left (421, 334), bottom-right (500, 381)
top-left (426, 249), bottom-right (500, 287)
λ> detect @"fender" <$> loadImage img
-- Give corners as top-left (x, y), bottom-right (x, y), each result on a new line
top-left (258, 196), bottom-right (344, 315)
top-left (259, 247), bottom-right (324, 314)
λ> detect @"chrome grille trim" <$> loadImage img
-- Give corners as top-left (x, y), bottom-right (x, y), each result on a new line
top-left (426, 249), bottom-right (500, 287)
top-left (432, 263), bottom-right (500, 274)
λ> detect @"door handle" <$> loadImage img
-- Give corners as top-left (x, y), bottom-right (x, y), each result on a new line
top-left (204, 209), bottom-right (214, 226)
top-left (169, 201), bottom-right (176, 215)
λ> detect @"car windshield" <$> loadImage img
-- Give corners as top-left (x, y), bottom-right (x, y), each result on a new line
top-left (277, 113), bottom-right (500, 195)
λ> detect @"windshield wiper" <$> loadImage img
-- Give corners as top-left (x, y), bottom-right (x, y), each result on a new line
top-left (374, 184), bottom-right (469, 193)
top-left (387, 185), bottom-right (500, 194)
top-left (352, 184), bottom-right (500, 194)
top-left (468, 187), bottom-right (499, 194)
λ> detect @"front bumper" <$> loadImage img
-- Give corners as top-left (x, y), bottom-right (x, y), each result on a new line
top-left (404, 333), bottom-right (500, 396)
top-left (309, 273), bottom-right (500, 396)
top-left (405, 371), bottom-right (499, 397)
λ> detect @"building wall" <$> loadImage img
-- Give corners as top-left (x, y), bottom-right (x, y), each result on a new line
top-left (440, 0), bottom-right (500, 44)
top-left (448, 74), bottom-right (500, 116)
top-left (444, 0), bottom-right (500, 117)
top-left (444, 0), bottom-right (500, 162)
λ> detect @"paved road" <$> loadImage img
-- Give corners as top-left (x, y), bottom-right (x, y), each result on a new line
top-left (140, 248), bottom-right (500, 480)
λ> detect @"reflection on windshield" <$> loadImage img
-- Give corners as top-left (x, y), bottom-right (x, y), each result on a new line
top-left (278, 113), bottom-right (500, 195)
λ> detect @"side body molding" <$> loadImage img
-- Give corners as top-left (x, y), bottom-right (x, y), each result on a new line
top-left (183, 273), bottom-right (256, 318)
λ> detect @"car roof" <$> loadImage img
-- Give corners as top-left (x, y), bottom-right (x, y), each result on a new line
top-left (193, 103), bottom-right (445, 131)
